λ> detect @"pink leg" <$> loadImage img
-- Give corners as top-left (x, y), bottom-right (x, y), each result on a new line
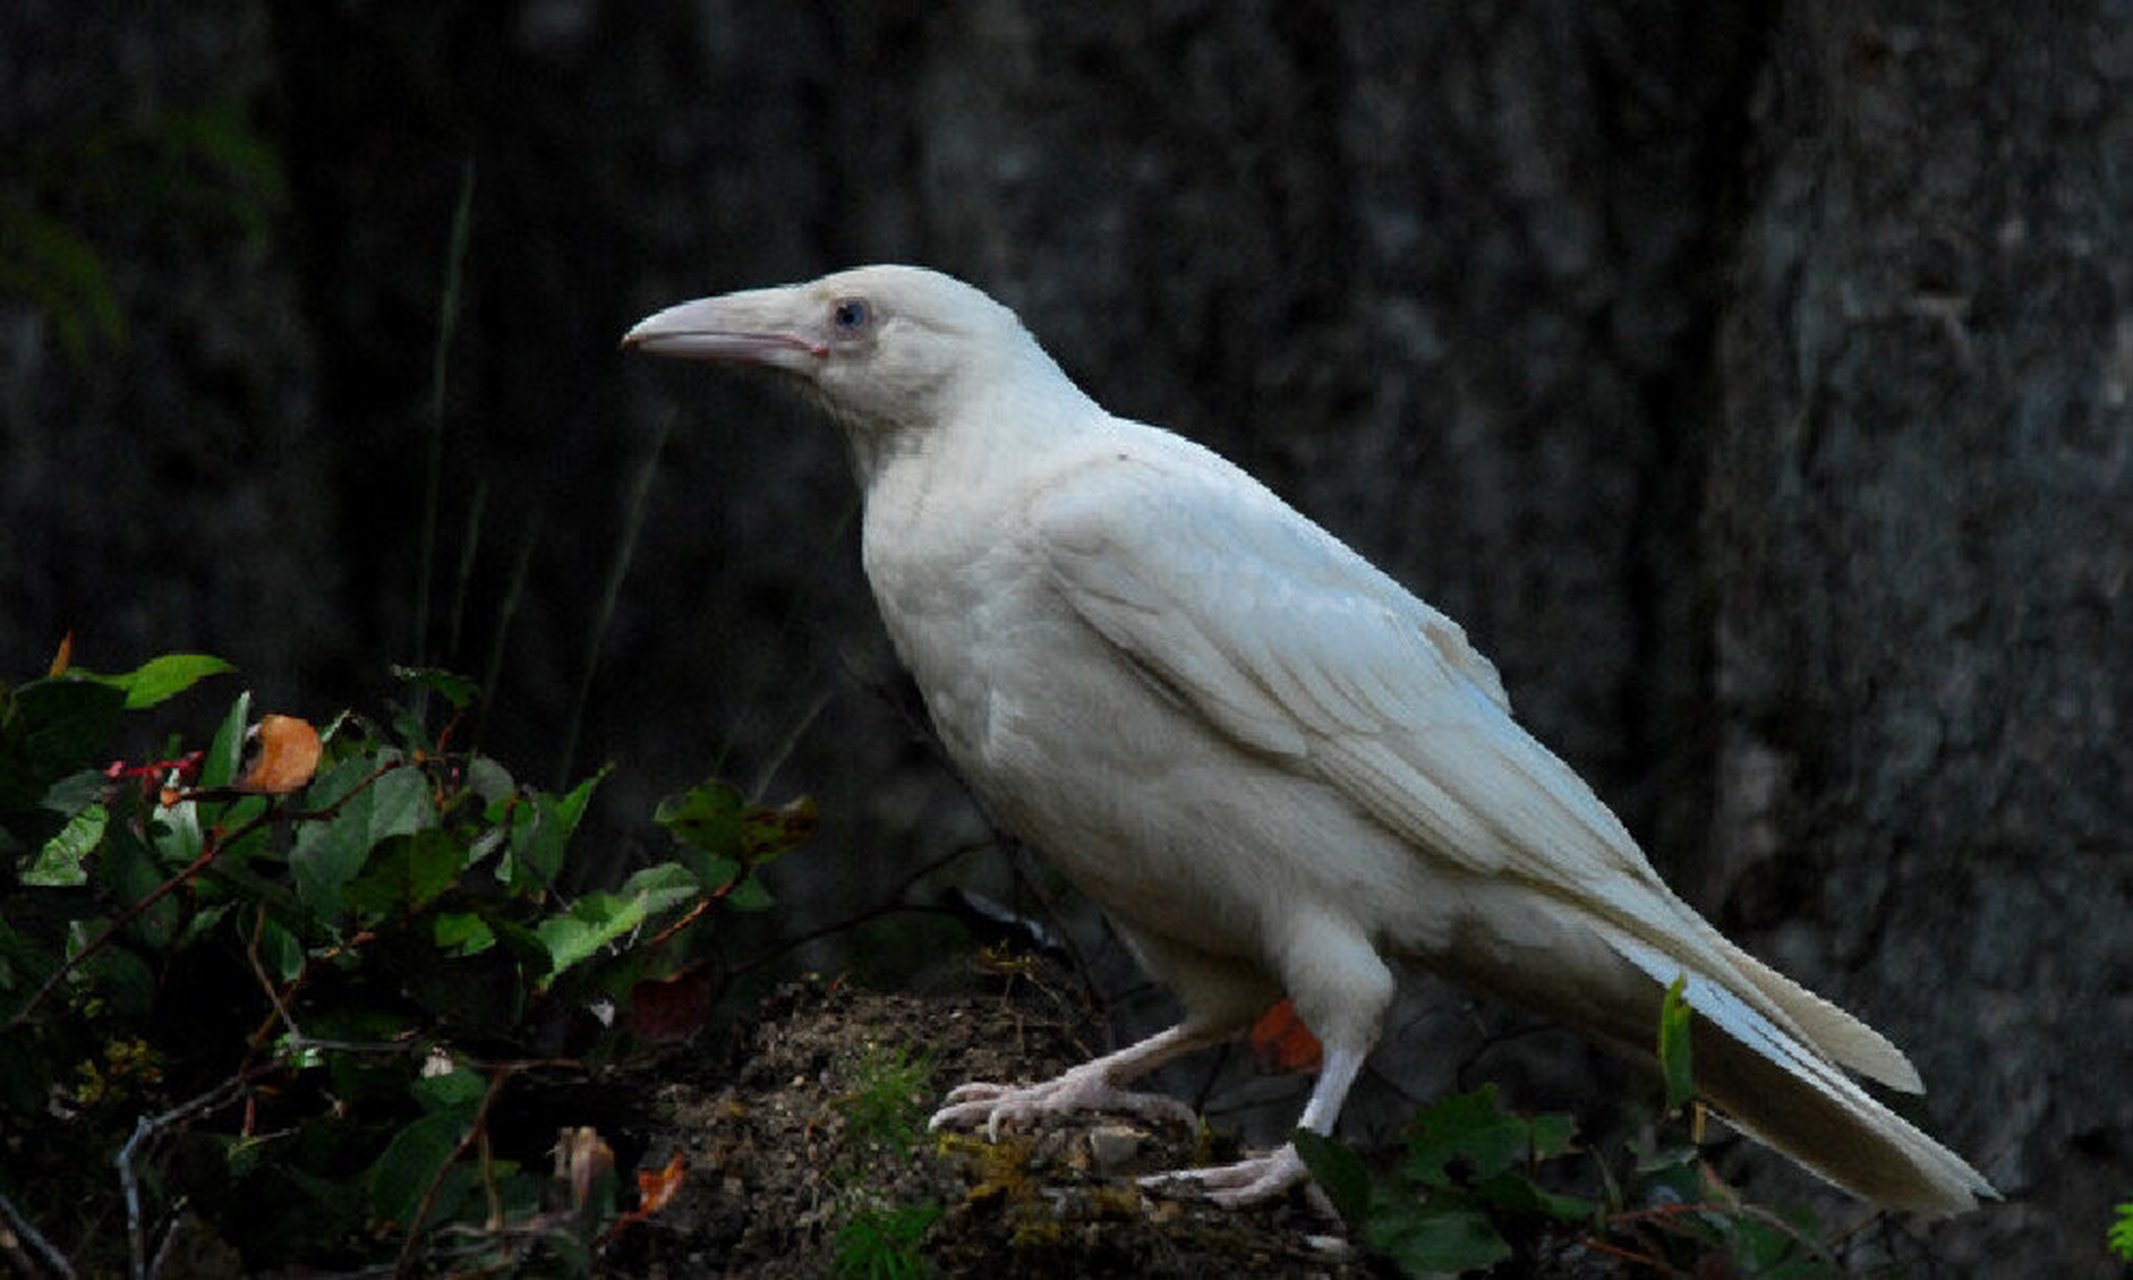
top-left (1139, 1040), bottom-right (1367, 1207)
top-left (928, 1021), bottom-right (1229, 1138)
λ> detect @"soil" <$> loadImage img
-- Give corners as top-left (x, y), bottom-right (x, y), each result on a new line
top-left (596, 962), bottom-right (1386, 1279)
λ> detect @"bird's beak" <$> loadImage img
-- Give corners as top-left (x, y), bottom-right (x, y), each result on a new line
top-left (621, 292), bottom-right (827, 370)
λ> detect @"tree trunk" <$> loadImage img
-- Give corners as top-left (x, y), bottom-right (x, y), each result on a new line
top-left (1712, 2), bottom-right (2133, 1268)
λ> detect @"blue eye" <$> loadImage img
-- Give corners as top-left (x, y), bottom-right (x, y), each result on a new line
top-left (832, 298), bottom-right (871, 331)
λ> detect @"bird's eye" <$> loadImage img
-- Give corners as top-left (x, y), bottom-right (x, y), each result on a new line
top-left (831, 298), bottom-right (871, 333)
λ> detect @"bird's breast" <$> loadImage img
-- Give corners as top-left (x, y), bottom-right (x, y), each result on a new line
top-left (859, 508), bottom-right (1326, 956)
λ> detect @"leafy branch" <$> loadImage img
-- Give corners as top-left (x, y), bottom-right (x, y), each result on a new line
top-left (0, 649), bottom-right (818, 1276)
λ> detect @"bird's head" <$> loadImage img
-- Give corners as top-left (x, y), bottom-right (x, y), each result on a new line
top-left (624, 264), bottom-right (1063, 441)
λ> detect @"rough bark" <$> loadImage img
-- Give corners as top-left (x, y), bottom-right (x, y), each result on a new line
top-left (1713, 2), bottom-right (2133, 1268)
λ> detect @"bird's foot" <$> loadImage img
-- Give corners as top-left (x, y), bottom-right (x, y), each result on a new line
top-left (928, 1061), bottom-right (1198, 1139)
top-left (1141, 1141), bottom-right (1311, 1208)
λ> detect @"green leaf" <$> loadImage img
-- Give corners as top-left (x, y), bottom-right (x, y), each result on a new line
top-left (1526, 1110), bottom-right (1578, 1160)
top-left (147, 794), bottom-right (205, 866)
top-left (2108, 1201), bottom-right (2133, 1262)
top-left (654, 778), bottom-right (745, 859)
top-left (741, 793), bottom-right (817, 864)
top-left (504, 769), bottom-right (605, 890)
top-left (343, 828), bottom-right (467, 917)
top-left (534, 891), bottom-right (646, 983)
top-left (38, 767), bottom-right (107, 815)
top-left (25, 801), bottom-right (103, 885)
top-left (724, 870), bottom-right (775, 912)
top-left (0, 918), bottom-right (59, 996)
top-left (390, 665), bottom-right (481, 710)
top-left (1730, 1213), bottom-right (1814, 1271)
top-left (5, 677), bottom-right (126, 784)
top-left (200, 690), bottom-right (253, 790)
top-left (368, 1110), bottom-right (470, 1225)
top-left (92, 823), bottom-right (182, 949)
top-left (1293, 1128), bottom-right (1372, 1226)
top-left (106, 653), bottom-right (235, 709)
top-left (1470, 1169), bottom-right (1593, 1224)
top-left (1367, 1202), bottom-right (1512, 1277)
top-left (677, 849), bottom-right (742, 896)
top-left (79, 939), bottom-right (156, 1020)
top-left (290, 762), bottom-right (430, 920)
top-left (485, 918), bottom-right (555, 976)
top-left (1659, 974), bottom-right (1696, 1111)
top-left (653, 779), bottom-right (814, 891)
top-left (465, 755), bottom-right (514, 808)
top-left (433, 912), bottom-right (495, 956)
top-left (412, 1065), bottom-right (486, 1112)
top-left (1404, 1085), bottom-right (1530, 1186)
top-left (617, 861), bottom-right (705, 917)
top-left (254, 916), bottom-right (305, 982)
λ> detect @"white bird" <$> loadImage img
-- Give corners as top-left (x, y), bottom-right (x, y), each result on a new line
top-left (623, 265), bottom-right (1995, 1215)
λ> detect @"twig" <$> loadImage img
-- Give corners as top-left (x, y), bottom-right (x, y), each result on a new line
top-left (7, 839), bottom-right (223, 1035)
top-left (0, 1188), bottom-right (76, 1279)
top-left (117, 1077), bottom-right (250, 1280)
top-left (727, 837), bottom-right (993, 976)
top-left (1589, 1196), bottom-right (1839, 1274)
top-left (1579, 1232), bottom-right (1686, 1276)
top-left (6, 761), bottom-right (402, 1034)
top-left (241, 904), bottom-right (307, 1051)
top-left (1727, 1201), bottom-right (1841, 1267)
top-left (393, 1064), bottom-right (515, 1278)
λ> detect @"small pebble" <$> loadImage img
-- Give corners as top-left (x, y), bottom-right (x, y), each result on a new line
top-left (1303, 1233), bottom-right (1354, 1261)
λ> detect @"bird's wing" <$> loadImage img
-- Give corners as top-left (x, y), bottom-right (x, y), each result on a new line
top-left (1030, 444), bottom-right (1658, 898)
top-left (1029, 436), bottom-right (1927, 1091)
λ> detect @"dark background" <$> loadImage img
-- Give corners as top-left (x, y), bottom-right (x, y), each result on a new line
top-left (3, 2), bottom-right (2127, 1273)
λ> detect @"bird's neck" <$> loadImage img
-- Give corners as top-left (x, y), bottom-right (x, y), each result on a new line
top-left (845, 359), bottom-right (1102, 499)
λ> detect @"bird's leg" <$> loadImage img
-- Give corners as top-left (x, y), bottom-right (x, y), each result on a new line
top-left (928, 1021), bottom-right (1229, 1138)
top-left (1144, 917), bottom-right (1391, 1207)
top-left (1140, 1039), bottom-right (1367, 1207)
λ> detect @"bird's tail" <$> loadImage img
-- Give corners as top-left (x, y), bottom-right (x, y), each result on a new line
top-left (1604, 931), bottom-right (1996, 1216)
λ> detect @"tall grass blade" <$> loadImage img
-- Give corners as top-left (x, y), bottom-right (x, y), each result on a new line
top-left (414, 158), bottom-right (477, 676)
top-left (556, 410), bottom-right (674, 785)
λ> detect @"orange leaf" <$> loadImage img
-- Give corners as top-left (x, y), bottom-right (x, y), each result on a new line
top-left (234, 714), bottom-right (322, 795)
top-left (635, 1152), bottom-right (686, 1215)
top-left (1248, 999), bottom-right (1322, 1074)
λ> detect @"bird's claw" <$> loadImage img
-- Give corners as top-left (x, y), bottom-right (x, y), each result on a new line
top-left (928, 1066), bottom-right (1198, 1139)
top-left (1140, 1141), bottom-right (1312, 1208)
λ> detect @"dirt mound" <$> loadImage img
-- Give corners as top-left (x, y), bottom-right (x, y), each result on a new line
top-left (603, 967), bottom-right (1376, 1278)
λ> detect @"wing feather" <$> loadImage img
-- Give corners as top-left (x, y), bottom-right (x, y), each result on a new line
top-left (1031, 442), bottom-right (1639, 902)
top-left (1029, 442), bottom-right (1822, 1036)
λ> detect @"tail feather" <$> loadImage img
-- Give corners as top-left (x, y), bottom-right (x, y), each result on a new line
top-left (1706, 926), bottom-right (1923, 1092)
top-left (1605, 931), bottom-right (1994, 1216)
